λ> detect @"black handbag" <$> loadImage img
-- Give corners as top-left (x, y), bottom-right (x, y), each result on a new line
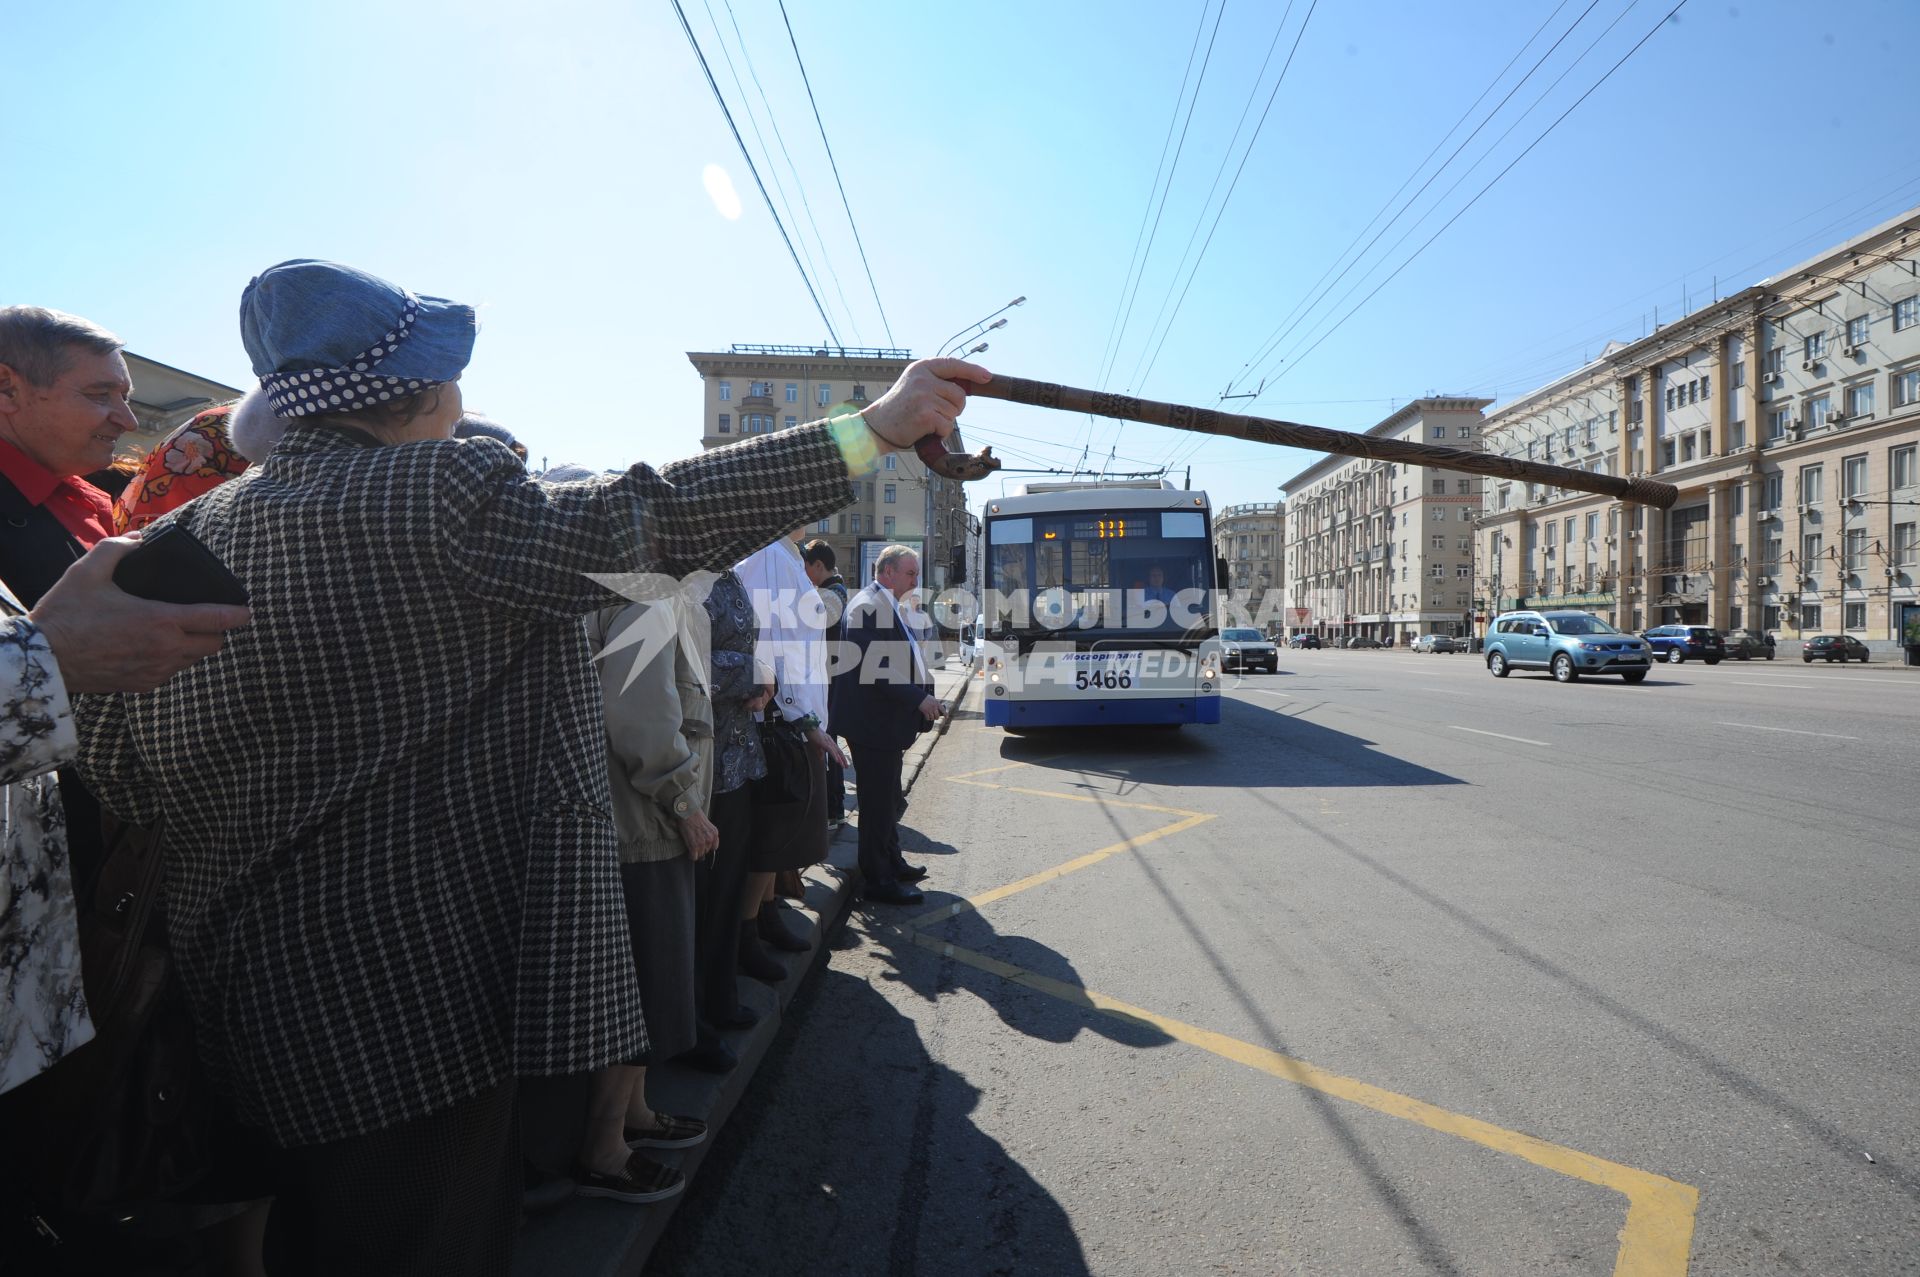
top-left (752, 708), bottom-right (812, 806)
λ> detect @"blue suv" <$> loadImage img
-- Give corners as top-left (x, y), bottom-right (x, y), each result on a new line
top-left (1485, 610), bottom-right (1653, 683)
top-left (1640, 624), bottom-right (1725, 665)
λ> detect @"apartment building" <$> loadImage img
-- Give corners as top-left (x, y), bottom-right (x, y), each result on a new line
top-left (1474, 206), bottom-right (1920, 653)
top-left (1283, 398), bottom-right (1490, 643)
top-left (687, 345), bottom-right (969, 588)
top-left (1214, 501), bottom-right (1286, 629)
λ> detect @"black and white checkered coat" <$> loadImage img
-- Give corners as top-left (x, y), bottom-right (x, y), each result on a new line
top-left (75, 421), bottom-right (853, 1146)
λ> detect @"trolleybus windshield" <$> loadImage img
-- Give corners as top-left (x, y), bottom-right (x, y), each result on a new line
top-left (988, 508), bottom-right (1212, 635)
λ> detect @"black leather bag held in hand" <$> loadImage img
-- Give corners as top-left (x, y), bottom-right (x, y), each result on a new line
top-left (752, 707), bottom-right (812, 807)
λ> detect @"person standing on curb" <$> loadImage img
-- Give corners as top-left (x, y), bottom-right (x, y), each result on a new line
top-left (802, 538), bottom-right (850, 831)
top-left (835, 544), bottom-right (947, 907)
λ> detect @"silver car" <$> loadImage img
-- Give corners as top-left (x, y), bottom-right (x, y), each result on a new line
top-left (1484, 610), bottom-right (1653, 683)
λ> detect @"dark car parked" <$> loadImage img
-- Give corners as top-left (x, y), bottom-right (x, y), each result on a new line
top-left (1641, 624), bottom-right (1725, 665)
top-left (1345, 636), bottom-right (1384, 649)
top-left (1802, 634), bottom-right (1870, 663)
top-left (1289, 634), bottom-right (1323, 649)
top-left (1722, 628), bottom-right (1775, 660)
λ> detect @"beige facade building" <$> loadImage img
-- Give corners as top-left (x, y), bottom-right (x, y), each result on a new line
top-left (116, 352), bottom-right (243, 460)
top-left (1474, 206), bottom-right (1920, 655)
top-left (687, 345), bottom-right (969, 588)
top-left (1283, 399), bottom-right (1490, 643)
top-left (1214, 501), bottom-right (1286, 629)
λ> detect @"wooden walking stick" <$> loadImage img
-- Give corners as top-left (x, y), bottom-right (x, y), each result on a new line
top-left (914, 373), bottom-right (1679, 509)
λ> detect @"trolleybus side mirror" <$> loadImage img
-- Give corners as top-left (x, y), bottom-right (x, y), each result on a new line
top-left (1216, 556), bottom-right (1230, 589)
top-left (949, 546), bottom-right (967, 586)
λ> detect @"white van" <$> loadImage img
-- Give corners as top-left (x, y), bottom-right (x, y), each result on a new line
top-left (958, 612), bottom-right (986, 666)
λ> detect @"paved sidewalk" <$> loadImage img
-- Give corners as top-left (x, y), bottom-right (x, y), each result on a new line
top-left (513, 660), bottom-right (978, 1277)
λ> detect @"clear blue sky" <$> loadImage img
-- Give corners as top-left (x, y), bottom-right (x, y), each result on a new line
top-left (7, 0), bottom-right (1919, 512)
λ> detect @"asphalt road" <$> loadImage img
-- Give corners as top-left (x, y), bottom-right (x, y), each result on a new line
top-left (652, 651), bottom-right (1920, 1276)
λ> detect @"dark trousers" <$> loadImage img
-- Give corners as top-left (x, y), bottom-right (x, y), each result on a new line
top-left (849, 744), bottom-right (905, 889)
top-left (825, 749), bottom-right (846, 821)
top-left (697, 785), bottom-right (754, 1026)
top-left (265, 1078), bottom-right (519, 1277)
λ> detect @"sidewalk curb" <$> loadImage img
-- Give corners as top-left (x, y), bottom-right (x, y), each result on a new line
top-left (511, 664), bottom-right (975, 1277)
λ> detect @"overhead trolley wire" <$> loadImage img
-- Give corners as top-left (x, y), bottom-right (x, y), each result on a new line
top-left (671, 0), bottom-right (842, 346)
top-left (1247, 0), bottom-right (1690, 404)
top-left (778, 0), bottom-right (898, 349)
top-left (1220, 0), bottom-right (1587, 399)
top-left (701, 0), bottom-right (861, 344)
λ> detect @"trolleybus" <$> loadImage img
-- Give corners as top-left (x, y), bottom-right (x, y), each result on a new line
top-left (976, 481), bottom-right (1224, 729)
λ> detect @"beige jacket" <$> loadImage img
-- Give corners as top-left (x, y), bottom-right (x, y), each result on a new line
top-left (587, 597), bottom-right (715, 864)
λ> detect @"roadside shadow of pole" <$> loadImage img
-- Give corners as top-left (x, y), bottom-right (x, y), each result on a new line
top-left (649, 965), bottom-right (1094, 1277)
top-left (868, 905), bottom-right (1174, 1052)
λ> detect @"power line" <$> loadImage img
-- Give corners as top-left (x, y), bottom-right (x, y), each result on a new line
top-left (1222, 0), bottom-right (1589, 398)
top-left (716, 0), bottom-right (863, 344)
top-left (1253, 0), bottom-right (1690, 400)
top-left (778, 0), bottom-right (897, 348)
top-left (1126, 0), bottom-right (1318, 400)
top-left (701, 0), bottom-right (860, 344)
top-left (1095, 0), bottom-right (1229, 398)
top-left (670, 0), bottom-right (841, 345)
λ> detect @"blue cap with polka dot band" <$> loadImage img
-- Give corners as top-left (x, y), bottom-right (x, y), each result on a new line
top-left (240, 259), bottom-right (477, 419)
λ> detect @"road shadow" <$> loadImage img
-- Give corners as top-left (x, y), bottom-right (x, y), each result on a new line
top-left (866, 905), bottom-right (1174, 1052)
top-left (649, 965), bottom-right (1093, 1277)
top-left (992, 698), bottom-right (1465, 791)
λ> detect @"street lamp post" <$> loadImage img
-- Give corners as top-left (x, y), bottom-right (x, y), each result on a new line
top-left (937, 297), bottom-right (1025, 359)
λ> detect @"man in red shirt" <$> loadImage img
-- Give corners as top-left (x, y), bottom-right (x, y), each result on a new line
top-left (0, 307), bottom-right (137, 605)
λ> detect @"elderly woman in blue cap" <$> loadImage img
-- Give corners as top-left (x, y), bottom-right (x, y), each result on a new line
top-left (74, 259), bottom-right (986, 1274)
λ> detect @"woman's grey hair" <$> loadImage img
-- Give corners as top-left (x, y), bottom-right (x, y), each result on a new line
top-left (228, 387), bottom-right (290, 462)
top-left (0, 305), bottom-right (124, 386)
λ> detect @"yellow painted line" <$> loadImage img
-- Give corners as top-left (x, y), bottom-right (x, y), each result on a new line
top-left (907, 769), bottom-right (1214, 931)
top-left (903, 810), bottom-right (1215, 930)
top-left (911, 756), bottom-right (1700, 1274)
top-left (897, 927), bottom-right (1699, 1277)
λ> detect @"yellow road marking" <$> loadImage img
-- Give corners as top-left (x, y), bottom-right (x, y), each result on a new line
top-left (893, 926), bottom-right (1699, 1277)
top-left (912, 760), bottom-right (1701, 1275)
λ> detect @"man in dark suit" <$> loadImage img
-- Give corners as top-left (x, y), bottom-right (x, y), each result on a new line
top-left (835, 544), bottom-right (947, 905)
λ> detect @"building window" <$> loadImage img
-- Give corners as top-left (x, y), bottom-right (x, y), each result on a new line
top-left (1763, 531), bottom-right (1783, 567)
top-left (1732, 361), bottom-right (1746, 389)
top-left (1765, 347), bottom-right (1786, 375)
top-left (1894, 522), bottom-right (1917, 567)
top-left (817, 384), bottom-right (833, 406)
top-left (1801, 466), bottom-right (1824, 506)
top-left (1431, 425), bottom-right (1446, 439)
top-left (786, 383), bottom-right (799, 403)
top-left (1457, 564), bottom-right (1471, 578)
top-left (1806, 395), bottom-right (1831, 430)
top-left (1498, 485), bottom-right (1511, 509)
top-left (1702, 373), bottom-right (1711, 399)
top-left (1429, 565), bottom-right (1444, 579)
top-left (1802, 533), bottom-right (1824, 573)
top-left (883, 483), bottom-right (896, 504)
top-left (1847, 316), bottom-right (1869, 348)
top-left (884, 453), bottom-right (897, 471)
top-left (1665, 387), bottom-right (1676, 411)
top-left (1843, 455), bottom-right (1868, 499)
top-left (1681, 434), bottom-right (1696, 463)
top-left (1454, 479), bottom-right (1470, 494)
top-left (749, 381), bottom-right (771, 397)
top-left (1893, 445), bottom-right (1917, 491)
top-left (1845, 383), bottom-right (1874, 420)
top-left (1661, 439), bottom-right (1677, 467)
top-left (1585, 512), bottom-right (1599, 541)
top-left (1844, 601), bottom-right (1866, 630)
top-left (849, 513), bottom-right (861, 534)
top-left (1431, 534), bottom-right (1444, 549)
top-left (1895, 297), bottom-right (1920, 331)
top-left (1545, 522), bottom-right (1557, 548)
top-left (1768, 407), bottom-right (1792, 441)
top-left (816, 517), bottom-right (832, 534)
top-left (1763, 604), bottom-right (1782, 630)
top-left (1457, 426), bottom-right (1472, 439)
top-left (1729, 420), bottom-right (1747, 450)
top-left (1804, 333), bottom-right (1825, 362)
top-left (1762, 470), bottom-right (1784, 510)
top-left (883, 515), bottom-right (896, 536)
top-left (1895, 369), bottom-right (1920, 409)
top-left (718, 413), bottom-right (731, 433)
top-left (1845, 527), bottom-right (1868, 572)
top-left (718, 380), bottom-right (732, 401)
top-left (1801, 603), bottom-right (1822, 630)
top-left (1428, 479), bottom-right (1443, 494)
top-left (1730, 485), bottom-right (1745, 518)
top-left (784, 415), bottom-right (797, 430)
